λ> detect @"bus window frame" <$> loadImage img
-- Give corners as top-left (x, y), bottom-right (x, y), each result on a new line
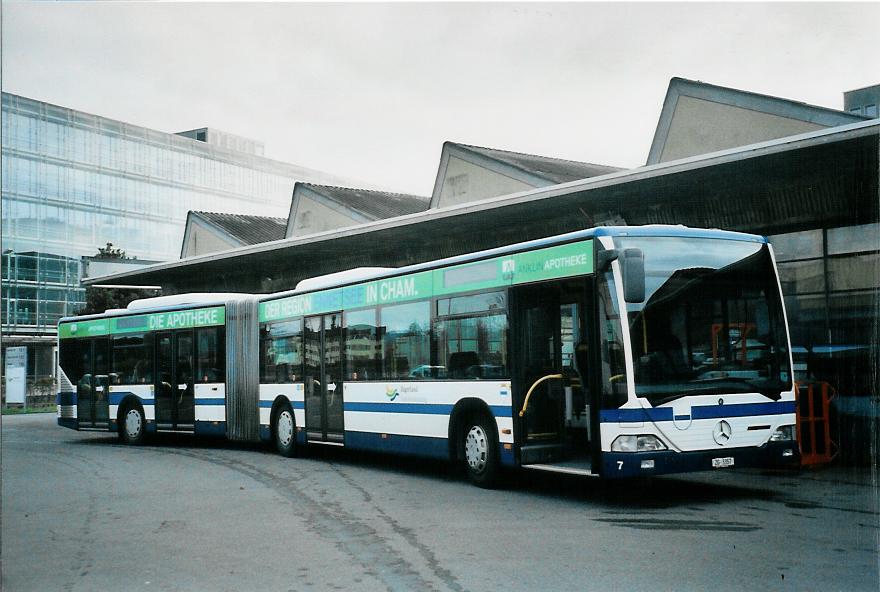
top-left (343, 305), bottom-right (381, 382)
top-left (432, 288), bottom-right (511, 382)
top-left (111, 332), bottom-right (153, 386)
top-left (259, 319), bottom-right (303, 385)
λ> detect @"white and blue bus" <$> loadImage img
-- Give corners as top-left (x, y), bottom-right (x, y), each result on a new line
top-left (57, 226), bottom-right (798, 486)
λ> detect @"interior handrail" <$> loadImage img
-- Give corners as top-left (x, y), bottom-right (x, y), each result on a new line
top-left (518, 374), bottom-right (564, 417)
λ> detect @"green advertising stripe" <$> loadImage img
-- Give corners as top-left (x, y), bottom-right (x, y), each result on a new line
top-left (259, 288), bottom-right (344, 323)
top-left (359, 271), bottom-right (433, 307)
top-left (259, 240), bottom-right (594, 323)
top-left (509, 240), bottom-right (593, 286)
top-left (58, 318), bottom-right (110, 339)
top-left (59, 306), bottom-right (225, 339)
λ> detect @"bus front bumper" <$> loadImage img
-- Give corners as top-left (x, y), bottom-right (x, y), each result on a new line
top-left (602, 441), bottom-right (800, 479)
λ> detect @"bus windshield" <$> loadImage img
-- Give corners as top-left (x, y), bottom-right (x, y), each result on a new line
top-left (616, 236), bottom-right (792, 406)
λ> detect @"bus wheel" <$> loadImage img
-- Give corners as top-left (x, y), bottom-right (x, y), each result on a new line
top-left (119, 403), bottom-right (146, 445)
top-left (463, 416), bottom-right (500, 488)
top-left (273, 403), bottom-right (297, 458)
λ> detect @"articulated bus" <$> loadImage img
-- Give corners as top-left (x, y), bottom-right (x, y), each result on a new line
top-left (57, 226), bottom-right (799, 486)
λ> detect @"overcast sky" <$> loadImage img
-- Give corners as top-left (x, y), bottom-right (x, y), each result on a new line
top-left (2, 2), bottom-right (877, 196)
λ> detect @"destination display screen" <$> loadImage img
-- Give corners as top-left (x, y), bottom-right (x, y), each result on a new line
top-left (443, 260), bottom-right (497, 288)
top-left (114, 315), bottom-right (150, 330)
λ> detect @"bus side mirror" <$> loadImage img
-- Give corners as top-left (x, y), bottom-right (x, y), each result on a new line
top-left (597, 249), bottom-right (618, 271)
top-left (622, 248), bottom-right (645, 303)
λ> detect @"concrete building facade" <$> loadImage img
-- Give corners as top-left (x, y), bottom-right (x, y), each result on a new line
top-left (430, 142), bottom-right (621, 208)
top-left (286, 183), bottom-right (429, 238)
top-left (647, 78), bottom-right (866, 164)
top-left (844, 84), bottom-right (880, 118)
top-left (180, 211), bottom-right (287, 258)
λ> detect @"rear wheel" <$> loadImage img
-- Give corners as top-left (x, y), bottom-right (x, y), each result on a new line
top-left (463, 416), bottom-right (500, 488)
top-left (119, 403), bottom-right (146, 445)
top-left (273, 402), bottom-right (297, 458)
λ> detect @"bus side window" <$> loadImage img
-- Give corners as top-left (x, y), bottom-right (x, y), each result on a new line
top-left (59, 337), bottom-right (86, 386)
top-left (111, 333), bottom-right (151, 386)
top-left (599, 272), bottom-right (629, 408)
top-left (435, 292), bottom-right (508, 380)
top-left (196, 326), bottom-right (225, 383)
top-left (344, 308), bottom-right (380, 381)
top-left (380, 301), bottom-right (430, 380)
top-left (260, 320), bottom-right (301, 384)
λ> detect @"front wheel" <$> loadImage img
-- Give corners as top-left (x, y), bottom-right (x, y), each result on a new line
top-left (273, 403), bottom-right (297, 458)
top-left (463, 416), bottom-right (500, 488)
top-left (119, 403), bottom-right (146, 445)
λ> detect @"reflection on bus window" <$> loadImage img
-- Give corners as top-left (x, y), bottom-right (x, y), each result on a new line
top-left (434, 314), bottom-right (508, 379)
top-left (112, 334), bottom-right (152, 384)
top-left (260, 320), bottom-right (302, 384)
top-left (345, 308), bottom-right (379, 380)
top-left (196, 327), bottom-right (225, 383)
top-left (599, 267), bottom-right (628, 408)
top-left (619, 237), bottom-right (791, 405)
top-left (381, 301), bottom-right (430, 380)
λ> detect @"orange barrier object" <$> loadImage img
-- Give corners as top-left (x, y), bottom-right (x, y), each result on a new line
top-left (711, 323), bottom-right (756, 366)
top-left (795, 381), bottom-right (838, 466)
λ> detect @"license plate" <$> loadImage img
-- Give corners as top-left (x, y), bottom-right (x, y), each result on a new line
top-left (712, 456), bottom-right (735, 468)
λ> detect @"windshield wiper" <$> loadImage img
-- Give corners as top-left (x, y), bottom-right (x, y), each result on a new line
top-left (651, 386), bottom-right (751, 406)
top-left (709, 376), bottom-right (785, 401)
top-left (649, 378), bottom-right (784, 405)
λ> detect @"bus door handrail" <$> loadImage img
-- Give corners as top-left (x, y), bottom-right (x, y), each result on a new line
top-left (519, 374), bottom-right (564, 417)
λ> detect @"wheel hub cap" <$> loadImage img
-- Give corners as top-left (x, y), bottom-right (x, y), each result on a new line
top-left (465, 425), bottom-right (488, 473)
top-left (278, 411), bottom-right (293, 446)
top-left (125, 409), bottom-right (141, 438)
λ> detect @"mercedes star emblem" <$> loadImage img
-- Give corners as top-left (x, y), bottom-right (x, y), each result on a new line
top-left (713, 420), bottom-right (733, 445)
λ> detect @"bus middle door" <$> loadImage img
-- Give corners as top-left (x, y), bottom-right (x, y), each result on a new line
top-left (303, 313), bottom-right (344, 444)
top-left (155, 330), bottom-right (195, 431)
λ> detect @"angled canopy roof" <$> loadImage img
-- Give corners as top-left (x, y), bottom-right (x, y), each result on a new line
top-left (454, 143), bottom-right (623, 185)
top-left (298, 184), bottom-right (430, 220)
top-left (647, 77), bottom-right (868, 165)
top-left (89, 120), bottom-right (879, 296)
top-left (285, 183), bottom-right (430, 237)
top-left (430, 142), bottom-right (623, 208)
top-left (190, 211), bottom-right (287, 245)
top-left (181, 211), bottom-right (287, 258)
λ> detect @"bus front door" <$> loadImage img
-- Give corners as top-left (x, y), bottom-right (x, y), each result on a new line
top-left (76, 338), bottom-right (110, 429)
top-left (304, 313), bottom-right (344, 444)
top-left (513, 287), bottom-right (564, 449)
top-left (512, 281), bottom-right (591, 467)
top-left (155, 331), bottom-right (195, 431)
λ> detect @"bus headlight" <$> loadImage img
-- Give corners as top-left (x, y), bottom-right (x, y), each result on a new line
top-left (611, 435), bottom-right (668, 452)
top-left (769, 425), bottom-right (796, 442)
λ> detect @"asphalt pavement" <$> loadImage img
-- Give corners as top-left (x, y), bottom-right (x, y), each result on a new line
top-left (2, 413), bottom-right (877, 591)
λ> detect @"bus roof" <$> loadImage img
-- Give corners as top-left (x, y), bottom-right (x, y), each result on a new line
top-left (58, 293), bottom-right (253, 324)
top-left (261, 225), bottom-right (766, 303)
top-left (60, 225), bottom-right (765, 325)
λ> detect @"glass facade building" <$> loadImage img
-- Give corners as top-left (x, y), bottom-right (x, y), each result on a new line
top-left (769, 223), bottom-right (880, 391)
top-left (1, 91), bottom-right (351, 394)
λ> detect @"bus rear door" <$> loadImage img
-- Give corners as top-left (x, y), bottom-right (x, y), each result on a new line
top-left (76, 338), bottom-right (110, 429)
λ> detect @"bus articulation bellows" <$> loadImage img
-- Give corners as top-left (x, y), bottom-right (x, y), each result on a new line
top-left (57, 226), bottom-right (799, 486)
